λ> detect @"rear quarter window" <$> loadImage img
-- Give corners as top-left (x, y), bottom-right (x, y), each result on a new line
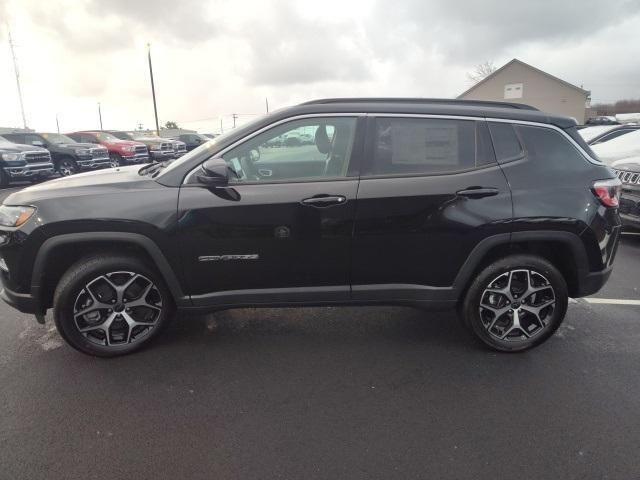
top-left (515, 125), bottom-right (588, 168)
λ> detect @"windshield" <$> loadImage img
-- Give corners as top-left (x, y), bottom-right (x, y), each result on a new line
top-left (41, 133), bottom-right (76, 144)
top-left (95, 132), bottom-right (119, 141)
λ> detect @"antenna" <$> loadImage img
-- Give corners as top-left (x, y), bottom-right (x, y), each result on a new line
top-left (7, 25), bottom-right (28, 129)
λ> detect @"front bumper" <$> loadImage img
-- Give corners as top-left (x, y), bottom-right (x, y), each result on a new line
top-left (0, 285), bottom-right (37, 314)
top-left (77, 157), bottom-right (111, 169)
top-left (619, 191), bottom-right (640, 230)
top-left (122, 153), bottom-right (150, 164)
top-left (4, 164), bottom-right (55, 178)
top-left (149, 150), bottom-right (174, 160)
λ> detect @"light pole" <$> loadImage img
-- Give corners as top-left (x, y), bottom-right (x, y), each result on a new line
top-left (56, 114), bottom-right (60, 133)
top-left (7, 26), bottom-right (27, 129)
top-left (97, 102), bottom-right (103, 129)
top-left (147, 43), bottom-right (160, 136)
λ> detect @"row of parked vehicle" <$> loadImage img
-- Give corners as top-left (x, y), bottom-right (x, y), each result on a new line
top-left (0, 130), bottom-right (212, 185)
top-left (579, 123), bottom-right (640, 231)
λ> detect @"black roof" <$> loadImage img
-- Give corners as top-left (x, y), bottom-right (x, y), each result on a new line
top-left (289, 98), bottom-right (577, 129)
top-left (302, 98), bottom-right (538, 111)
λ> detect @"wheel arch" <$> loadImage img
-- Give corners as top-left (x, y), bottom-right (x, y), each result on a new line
top-left (32, 232), bottom-right (188, 311)
top-left (453, 231), bottom-right (589, 299)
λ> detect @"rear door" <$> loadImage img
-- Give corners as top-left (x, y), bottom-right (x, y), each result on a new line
top-left (177, 115), bottom-right (364, 306)
top-left (352, 115), bottom-right (512, 301)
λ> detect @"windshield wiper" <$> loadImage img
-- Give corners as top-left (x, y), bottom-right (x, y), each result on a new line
top-left (138, 161), bottom-right (163, 175)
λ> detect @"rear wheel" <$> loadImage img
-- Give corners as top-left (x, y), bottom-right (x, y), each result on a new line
top-left (53, 256), bottom-right (174, 357)
top-left (461, 255), bottom-right (568, 352)
top-left (58, 157), bottom-right (78, 176)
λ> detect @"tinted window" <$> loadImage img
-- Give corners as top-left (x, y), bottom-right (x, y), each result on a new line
top-left (371, 118), bottom-right (476, 175)
top-left (222, 117), bottom-right (357, 183)
top-left (488, 122), bottom-right (523, 161)
top-left (516, 125), bottom-right (586, 166)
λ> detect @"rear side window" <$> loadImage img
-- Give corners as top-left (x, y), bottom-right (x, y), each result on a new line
top-left (488, 122), bottom-right (523, 161)
top-left (370, 118), bottom-right (479, 175)
top-left (515, 125), bottom-right (587, 166)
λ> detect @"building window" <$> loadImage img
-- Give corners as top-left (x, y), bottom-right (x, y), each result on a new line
top-left (504, 83), bottom-right (523, 99)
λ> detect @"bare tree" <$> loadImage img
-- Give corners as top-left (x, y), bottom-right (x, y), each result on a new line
top-left (467, 61), bottom-right (497, 84)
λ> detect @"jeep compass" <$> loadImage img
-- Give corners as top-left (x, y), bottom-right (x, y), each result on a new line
top-left (0, 99), bottom-right (621, 356)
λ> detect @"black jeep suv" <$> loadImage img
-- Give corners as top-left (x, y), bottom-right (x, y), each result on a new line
top-left (0, 99), bottom-right (621, 357)
top-left (2, 132), bottom-right (111, 176)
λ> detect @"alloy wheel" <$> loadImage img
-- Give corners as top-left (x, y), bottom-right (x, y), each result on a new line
top-left (109, 154), bottom-right (121, 168)
top-left (73, 271), bottom-right (163, 347)
top-left (59, 160), bottom-right (76, 176)
top-left (478, 269), bottom-right (556, 341)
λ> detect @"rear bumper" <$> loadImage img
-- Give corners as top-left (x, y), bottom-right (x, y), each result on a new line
top-left (575, 266), bottom-right (613, 297)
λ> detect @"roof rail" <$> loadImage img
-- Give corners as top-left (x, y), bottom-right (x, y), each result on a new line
top-left (300, 98), bottom-right (538, 111)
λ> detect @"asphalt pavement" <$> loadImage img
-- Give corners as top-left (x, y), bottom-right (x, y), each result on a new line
top-left (1, 184), bottom-right (639, 479)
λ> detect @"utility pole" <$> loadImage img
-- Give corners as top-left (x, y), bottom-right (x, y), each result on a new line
top-left (232, 113), bottom-right (238, 128)
top-left (98, 102), bottom-right (103, 129)
top-left (7, 26), bottom-right (27, 129)
top-left (265, 98), bottom-right (269, 113)
top-left (147, 43), bottom-right (160, 136)
top-left (56, 114), bottom-right (60, 133)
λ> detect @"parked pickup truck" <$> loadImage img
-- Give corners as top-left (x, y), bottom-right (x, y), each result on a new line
top-left (2, 132), bottom-right (111, 176)
top-left (67, 131), bottom-right (150, 167)
top-left (0, 135), bottom-right (55, 185)
top-left (106, 131), bottom-right (175, 161)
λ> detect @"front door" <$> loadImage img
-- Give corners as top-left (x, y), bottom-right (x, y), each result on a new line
top-left (177, 116), bottom-right (363, 306)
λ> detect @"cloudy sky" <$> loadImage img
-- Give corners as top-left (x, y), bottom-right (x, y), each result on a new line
top-left (1, 0), bottom-right (639, 134)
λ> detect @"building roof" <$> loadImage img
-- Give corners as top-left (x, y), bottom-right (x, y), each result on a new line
top-left (457, 59), bottom-right (590, 99)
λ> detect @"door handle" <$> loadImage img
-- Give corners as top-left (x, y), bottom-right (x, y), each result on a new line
top-left (301, 195), bottom-right (347, 207)
top-left (456, 187), bottom-right (499, 198)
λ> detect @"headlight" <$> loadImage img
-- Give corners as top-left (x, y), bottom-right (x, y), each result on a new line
top-left (149, 144), bottom-right (162, 151)
top-left (0, 205), bottom-right (36, 227)
top-left (122, 146), bottom-right (135, 153)
top-left (75, 148), bottom-right (90, 155)
top-left (1, 152), bottom-right (22, 162)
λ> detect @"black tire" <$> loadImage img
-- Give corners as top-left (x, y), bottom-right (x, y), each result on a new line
top-left (53, 255), bottom-right (174, 357)
top-left (0, 167), bottom-right (8, 187)
top-left (109, 153), bottom-right (122, 168)
top-left (460, 254), bottom-right (568, 352)
top-left (57, 157), bottom-right (78, 176)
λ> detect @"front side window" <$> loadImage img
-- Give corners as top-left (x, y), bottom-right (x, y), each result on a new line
top-left (369, 117), bottom-right (477, 175)
top-left (222, 117), bottom-right (357, 183)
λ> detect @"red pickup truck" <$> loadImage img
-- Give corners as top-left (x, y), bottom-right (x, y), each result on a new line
top-left (67, 131), bottom-right (150, 167)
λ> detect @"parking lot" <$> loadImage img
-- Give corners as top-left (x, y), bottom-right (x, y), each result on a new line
top-left (0, 184), bottom-right (639, 479)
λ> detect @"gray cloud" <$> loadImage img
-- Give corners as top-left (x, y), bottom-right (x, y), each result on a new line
top-left (243, 9), bottom-right (372, 85)
top-left (370, 0), bottom-right (640, 62)
top-left (84, 0), bottom-right (218, 43)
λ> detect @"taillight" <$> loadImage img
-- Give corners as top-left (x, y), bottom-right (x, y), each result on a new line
top-left (592, 178), bottom-right (622, 207)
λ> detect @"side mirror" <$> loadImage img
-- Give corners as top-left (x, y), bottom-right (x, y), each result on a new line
top-left (197, 158), bottom-right (229, 186)
top-left (32, 140), bottom-right (45, 147)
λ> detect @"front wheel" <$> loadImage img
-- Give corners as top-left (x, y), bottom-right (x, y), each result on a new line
top-left (53, 256), bottom-right (174, 357)
top-left (109, 153), bottom-right (122, 168)
top-left (461, 255), bottom-right (568, 352)
top-left (58, 158), bottom-right (78, 176)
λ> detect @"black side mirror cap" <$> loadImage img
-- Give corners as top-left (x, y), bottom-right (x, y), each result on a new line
top-left (197, 158), bottom-right (229, 186)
